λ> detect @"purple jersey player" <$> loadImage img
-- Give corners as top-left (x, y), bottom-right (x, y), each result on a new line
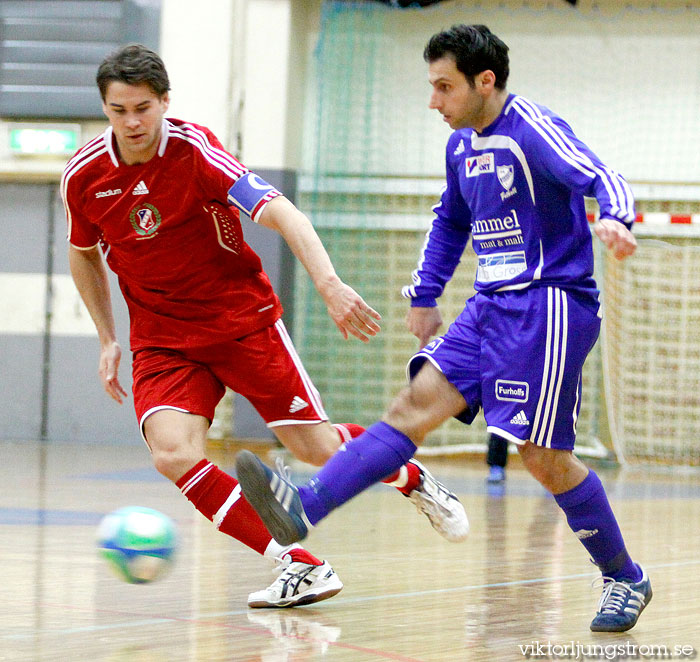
top-left (235, 25), bottom-right (651, 633)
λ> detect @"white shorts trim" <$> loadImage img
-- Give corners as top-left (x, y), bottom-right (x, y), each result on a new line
top-left (486, 425), bottom-right (528, 446)
top-left (531, 287), bottom-right (568, 449)
top-left (273, 319), bottom-right (328, 420)
top-left (139, 404), bottom-right (190, 446)
top-left (405, 353), bottom-right (444, 382)
top-left (267, 418), bottom-right (328, 429)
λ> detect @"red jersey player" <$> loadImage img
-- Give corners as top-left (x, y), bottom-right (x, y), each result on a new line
top-left (62, 44), bottom-right (468, 608)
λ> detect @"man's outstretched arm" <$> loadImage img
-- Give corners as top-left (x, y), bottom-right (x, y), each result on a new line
top-left (257, 196), bottom-right (381, 343)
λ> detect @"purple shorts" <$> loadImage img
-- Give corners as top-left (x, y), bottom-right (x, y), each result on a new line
top-left (407, 286), bottom-right (600, 450)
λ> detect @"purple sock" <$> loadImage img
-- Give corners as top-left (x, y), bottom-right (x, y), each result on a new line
top-left (298, 421), bottom-right (417, 525)
top-left (554, 470), bottom-right (641, 582)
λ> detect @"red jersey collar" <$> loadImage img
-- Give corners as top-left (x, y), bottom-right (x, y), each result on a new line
top-left (104, 119), bottom-right (170, 167)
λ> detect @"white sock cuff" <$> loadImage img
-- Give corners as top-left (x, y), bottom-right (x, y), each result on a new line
top-left (332, 423), bottom-right (352, 443)
top-left (386, 464), bottom-right (409, 488)
top-left (264, 540), bottom-right (302, 559)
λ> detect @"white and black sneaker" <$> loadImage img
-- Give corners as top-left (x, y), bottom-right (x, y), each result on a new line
top-left (407, 459), bottom-right (469, 542)
top-left (248, 556), bottom-right (343, 608)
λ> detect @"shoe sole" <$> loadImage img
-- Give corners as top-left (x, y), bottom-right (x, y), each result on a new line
top-left (236, 450), bottom-right (306, 546)
top-left (248, 581), bottom-right (344, 609)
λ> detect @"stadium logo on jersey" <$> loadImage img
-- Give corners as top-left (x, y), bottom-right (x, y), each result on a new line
top-left (129, 203), bottom-right (161, 237)
top-left (497, 165), bottom-right (514, 190)
top-left (453, 139), bottom-right (465, 156)
top-left (495, 379), bottom-right (529, 403)
top-left (465, 153), bottom-right (494, 177)
top-left (132, 180), bottom-right (149, 195)
top-left (95, 188), bottom-right (122, 198)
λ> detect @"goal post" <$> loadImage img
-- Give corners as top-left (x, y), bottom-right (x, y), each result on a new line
top-left (601, 217), bottom-right (700, 469)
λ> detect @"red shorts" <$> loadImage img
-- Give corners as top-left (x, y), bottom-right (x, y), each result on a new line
top-left (131, 320), bottom-right (328, 435)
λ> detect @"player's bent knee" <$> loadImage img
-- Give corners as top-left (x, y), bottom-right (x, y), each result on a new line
top-left (518, 443), bottom-right (550, 477)
top-left (304, 450), bottom-right (331, 465)
top-left (518, 443), bottom-right (580, 492)
top-left (384, 387), bottom-right (416, 424)
top-left (383, 387), bottom-right (432, 442)
top-left (150, 444), bottom-right (197, 482)
top-left (143, 410), bottom-right (209, 481)
top-left (147, 432), bottom-right (204, 482)
top-left (289, 443), bottom-right (334, 466)
top-left (273, 422), bottom-right (340, 466)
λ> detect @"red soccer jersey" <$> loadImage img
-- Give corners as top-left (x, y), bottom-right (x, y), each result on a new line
top-left (61, 118), bottom-right (283, 351)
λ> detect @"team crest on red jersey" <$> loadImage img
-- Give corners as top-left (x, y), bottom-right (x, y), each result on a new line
top-left (129, 203), bottom-right (162, 237)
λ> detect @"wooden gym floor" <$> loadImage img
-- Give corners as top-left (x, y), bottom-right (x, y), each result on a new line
top-left (1, 439), bottom-right (699, 662)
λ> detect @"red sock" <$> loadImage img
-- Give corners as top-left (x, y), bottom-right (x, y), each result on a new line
top-left (383, 461), bottom-right (422, 495)
top-left (176, 459), bottom-right (272, 555)
top-left (286, 548), bottom-right (322, 566)
top-left (333, 423), bottom-right (421, 495)
top-left (332, 423), bottom-right (365, 442)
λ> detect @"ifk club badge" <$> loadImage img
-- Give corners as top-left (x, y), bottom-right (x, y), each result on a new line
top-left (497, 165), bottom-right (514, 190)
top-left (129, 203), bottom-right (161, 237)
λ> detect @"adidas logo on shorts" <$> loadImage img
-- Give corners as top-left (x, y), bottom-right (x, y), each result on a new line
top-left (289, 396), bottom-right (308, 413)
top-left (510, 410), bottom-right (529, 426)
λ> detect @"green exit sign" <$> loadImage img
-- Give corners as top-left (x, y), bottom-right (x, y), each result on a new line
top-left (8, 124), bottom-right (81, 156)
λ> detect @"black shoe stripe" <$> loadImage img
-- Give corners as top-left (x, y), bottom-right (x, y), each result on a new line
top-left (280, 564), bottom-right (318, 598)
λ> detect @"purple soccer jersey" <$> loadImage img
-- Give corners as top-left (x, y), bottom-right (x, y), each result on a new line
top-left (403, 94), bottom-right (633, 448)
top-left (402, 94), bottom-right (635, 306)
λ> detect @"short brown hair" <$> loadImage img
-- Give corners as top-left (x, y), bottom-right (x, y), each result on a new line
top-left (96, 43), bottom-right (170, 100)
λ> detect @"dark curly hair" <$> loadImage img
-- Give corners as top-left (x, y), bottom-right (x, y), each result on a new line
top-left (424, 24), bottom-right (509, 89)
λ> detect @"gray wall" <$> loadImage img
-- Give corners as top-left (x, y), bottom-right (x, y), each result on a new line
top-left (0, 184), bottom-right (46, 440)
top-left (0, 182), bottom-right (135, 443)
top-left (47, 192), bottom-right (135, 444)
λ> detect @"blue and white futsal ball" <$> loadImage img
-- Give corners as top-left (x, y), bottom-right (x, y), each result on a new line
top-left (97, 506), bottom-right (177, 584)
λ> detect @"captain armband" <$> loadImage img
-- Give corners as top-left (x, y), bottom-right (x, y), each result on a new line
top-left (227, 172), bottom-right (282, 222)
